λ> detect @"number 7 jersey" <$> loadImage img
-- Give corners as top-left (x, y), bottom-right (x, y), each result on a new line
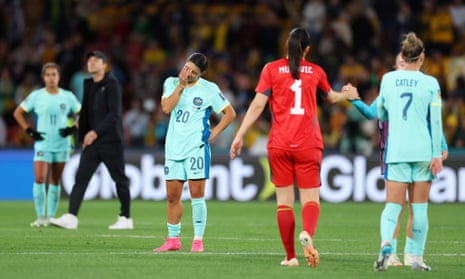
top-left (377, 69), bottom-right (442, 163)
top-left (255, 58), bottom-right (331, 151)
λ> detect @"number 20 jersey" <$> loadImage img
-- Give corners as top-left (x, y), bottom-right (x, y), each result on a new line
top-left (255, 58), bottom-right (331, 151)
top-left (162, 77), bottom-right (230, 160)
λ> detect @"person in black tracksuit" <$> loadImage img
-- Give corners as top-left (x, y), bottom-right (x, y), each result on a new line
top-left (50, 51), bottom-right (133, 230)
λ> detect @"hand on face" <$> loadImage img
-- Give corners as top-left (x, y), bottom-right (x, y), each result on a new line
top-left (178, 65), bottom-right (189, 87)
top-left (179, 62), bottom-right (201, 87)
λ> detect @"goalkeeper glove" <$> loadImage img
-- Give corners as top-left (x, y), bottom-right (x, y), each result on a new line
top-left (59, 126), bottom-right (77, 137)
top-left (26, 127), bottom-right (45, 141)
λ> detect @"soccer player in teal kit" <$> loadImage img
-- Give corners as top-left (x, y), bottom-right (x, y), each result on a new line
top-left (374, 33), bottom-right (443, 272)
top-left (351, 53), bottom-right (448, 267)
top-left (153, 53), bottom-right (236, 252)
top-left (14, 62), bottom-right (81, 227)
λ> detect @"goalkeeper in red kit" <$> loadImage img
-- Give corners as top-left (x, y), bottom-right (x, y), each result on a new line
top-left (230, 27), bottom-right (359, 267)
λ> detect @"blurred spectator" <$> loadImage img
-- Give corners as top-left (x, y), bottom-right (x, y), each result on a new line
top-left (14, 72), bottom-right (39, 106)
top-left (0, 0), bottom-right (463, 155)
top-left (69, 64), bottom-right (90, 102)
top-left (340, 86), bottom-right (377, 156)
top-left (0, 67), bottom-right (15, 116)
top-left (338, 52), bottom-right (370, 88)
top-left (0, 115), bottom-right (6, 147)
top-left (426, 2), bottom-right (455, 55)
top-left (123, 98), bottom-right (150, 147)
top-left (452, 114), bottom-right (465, 147)
top-left (301, 0), bottom-right (326, 43)
top-left (423, 49), bottom-right (448, 97)
top-left (132, 60), bottom-right (161, 101)
top-left (450, 0), bottom-right (465, 34)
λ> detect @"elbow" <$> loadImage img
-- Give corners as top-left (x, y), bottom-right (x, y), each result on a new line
top-left (229, 107), bottom-right (237, 120)
top-left (13, 107), bottom-right (21, 121)
top-left (161, 107), bottom-right (170, 114)
top-left (160, 103), bottom-right (171, 114)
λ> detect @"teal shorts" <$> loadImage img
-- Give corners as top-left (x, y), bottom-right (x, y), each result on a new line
top-left (33, 150), bottom-right (70, 163)
top-left (164, 145), bottom-right (210, 181)
top-left (385, 162), bottom-right (434, 183)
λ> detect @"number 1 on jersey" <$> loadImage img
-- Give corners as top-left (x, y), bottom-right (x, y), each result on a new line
top-left (290, 80), bottom-right (304, 115)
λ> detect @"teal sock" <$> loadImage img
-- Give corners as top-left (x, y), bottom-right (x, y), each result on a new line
top-left (191, 198), bottom-right (207, 239)
top-left (404, 236), bottom-right (415, 254)
top-left (167, 223), bottom-right (181, 238)
top-left (391, 239), bottom-right (398, 254)
top-left (380, 203), bottom-right (402, 245)
top-left (47, 184), bottom-right (61, 218)
top-left (33, 183), bottom-right (46, 218)
top-left (411, 203), bottom-right (428, 257)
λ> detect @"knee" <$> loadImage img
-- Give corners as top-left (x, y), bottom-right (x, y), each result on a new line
top-left (34, 175), bottom-right (46, 184)
top-left (166, 196), bottom-right (180, 204)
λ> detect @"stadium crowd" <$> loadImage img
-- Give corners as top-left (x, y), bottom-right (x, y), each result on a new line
top-left (1, 0), bottom-right (465, 155)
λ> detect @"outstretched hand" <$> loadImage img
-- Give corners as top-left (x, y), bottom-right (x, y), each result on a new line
top-left (341, 83), bottom-right (360, 100)
top-left (26, 127), bottom-right (45, 141)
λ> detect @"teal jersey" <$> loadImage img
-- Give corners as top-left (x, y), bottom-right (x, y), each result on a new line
top-left (163, 77), bottom-right (230, 160)
top-left (352, 97), bottom-right (448, 151)
top-left (20, 88), bottom-right (81, 152)
top-left (377, 70), bottom-right (442, 163)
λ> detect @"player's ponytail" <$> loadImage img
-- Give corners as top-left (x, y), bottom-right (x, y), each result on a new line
top-left (400, 32), bottom-right (425, 63)
top-left (287, 28), bottom-right (311, 79)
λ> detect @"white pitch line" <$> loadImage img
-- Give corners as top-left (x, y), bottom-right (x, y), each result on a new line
top-left (1, 251), bottom-right (465, 257)
top-left (96, 234), bottom-right (465, 245)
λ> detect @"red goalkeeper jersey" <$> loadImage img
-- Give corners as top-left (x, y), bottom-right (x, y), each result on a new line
top-left (255, 58), bottom-right (331, 151)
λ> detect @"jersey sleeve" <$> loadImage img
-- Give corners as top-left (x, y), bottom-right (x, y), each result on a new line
top-left (377, 78), bottom-right (388, 121)
top-left (351, 96), bottom-right (378, 120)
top-left (162, 77), bottom-right (178, 99)
top-left (255, 63), bottom-right (272, 96)
top-left (209, 83), bottom-right (230, 113)
top-left (316, 66), bottom-right (331, 94)
top-left (441, 133), bottom-right (448, 152)
top-left (20, 90), bottom-right (38, 112)
top-left (68, 90), bottom-right (82, 113)
top-left (430, 87), bottom-right (443, 158)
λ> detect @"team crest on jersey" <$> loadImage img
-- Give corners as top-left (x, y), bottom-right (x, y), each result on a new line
top-left (193, 97), bottom-right (203, 107)
top-left (164, 166), bottom-right (169, 175)
top-left (60, 103), bottom-right (66, 112)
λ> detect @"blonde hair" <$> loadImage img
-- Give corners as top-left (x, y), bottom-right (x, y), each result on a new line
top-left (400, 32), bottom-right (424, 63)
top-left (41, 62), bottom-right (60, 76)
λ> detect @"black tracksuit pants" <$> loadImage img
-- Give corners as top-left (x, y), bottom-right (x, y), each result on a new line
top-left (68, 142), bottom-right (130, 217)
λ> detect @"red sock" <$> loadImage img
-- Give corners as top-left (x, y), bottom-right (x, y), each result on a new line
top-left (301, 201), bottom-right (320, 237)
top-left (277, 205), bottom-right (295, 260)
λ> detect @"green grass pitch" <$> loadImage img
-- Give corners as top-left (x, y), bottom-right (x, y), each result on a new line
top-left (0, 200), bottom-right (463, 278)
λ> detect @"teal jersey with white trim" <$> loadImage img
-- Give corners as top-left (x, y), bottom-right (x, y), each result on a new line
top-left (20, 88), bottom-right (81, 152)
top-left (163, 77), bottom-right (230, 160)
top-left (377, 70), bottom-right (442, 163)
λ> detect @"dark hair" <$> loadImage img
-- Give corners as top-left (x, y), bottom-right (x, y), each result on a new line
top-left (400, 32), bottom-right (425, 63)
top-left (187, 52), bottom-right (208, 73)
top-left (87, 50), bottom-right (109, 63)
top-left (288, 28), bottom-right (311, 79)
top-left (41, 62), bottom-right (60, 76)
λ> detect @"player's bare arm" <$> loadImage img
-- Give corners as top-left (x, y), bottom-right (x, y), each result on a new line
top-left (209, 104), bottom-right (236, 142)
top-left (161, 66), bottom-right (189, 114)
top-left (326, 84), bottom-right (360, 103)
top-left (230, 93), bottom-right (268, 159)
